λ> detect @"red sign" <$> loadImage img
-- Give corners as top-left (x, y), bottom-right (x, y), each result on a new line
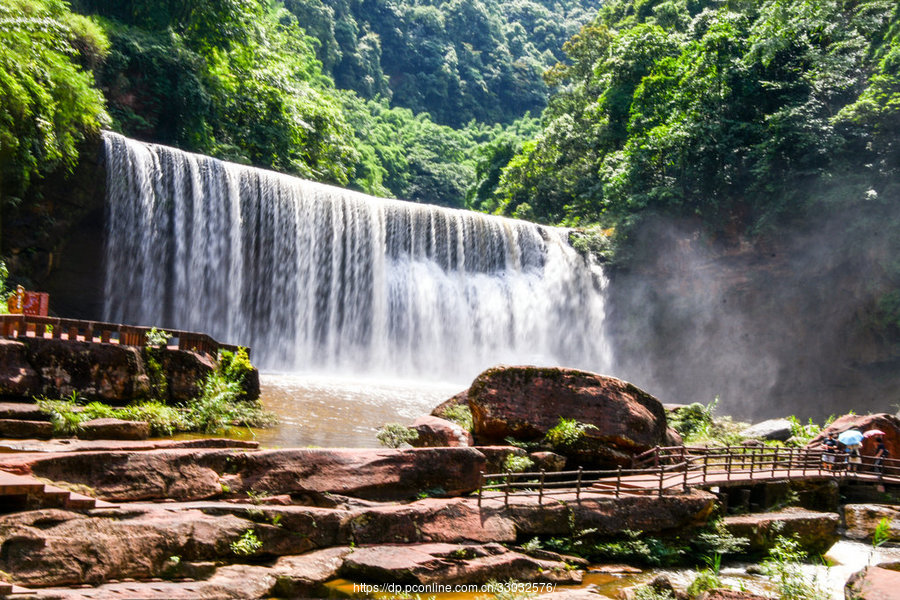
top-left (22, 292), bottom-right (49, 316)
top-left (7, 287), bottom-right (49, 316)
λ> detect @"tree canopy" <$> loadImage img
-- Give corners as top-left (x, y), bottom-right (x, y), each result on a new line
top-left (485, 0), bottom-right (900, 236)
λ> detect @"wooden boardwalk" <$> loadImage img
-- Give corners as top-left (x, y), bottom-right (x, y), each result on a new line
top-left (479, 445), bottom-right (900, 504)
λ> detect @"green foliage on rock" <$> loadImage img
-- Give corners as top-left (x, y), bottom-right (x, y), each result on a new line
top-left (376, 422), bottom-right (419, 448)
top-left (0, 0), bottom-right (108, 212)
top-left (543, 416), bottom-right (598, 450)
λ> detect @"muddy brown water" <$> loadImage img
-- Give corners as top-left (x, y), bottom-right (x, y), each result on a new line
top-left (226, 372), bottom-right (464, 448)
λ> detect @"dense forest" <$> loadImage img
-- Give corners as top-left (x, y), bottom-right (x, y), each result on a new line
top-left (2, 0), bottom-right (899, 258)
top-left (0, 0), bottom-right (600, 210)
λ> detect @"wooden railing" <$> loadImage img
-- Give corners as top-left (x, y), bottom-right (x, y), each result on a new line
top-left (478, 445), bottom-right (900, 505)
top-left (0, 314), bottom-right (245, 357)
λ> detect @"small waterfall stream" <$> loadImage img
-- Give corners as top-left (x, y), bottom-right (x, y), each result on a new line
top-left (102, 131), bottom-right (610, 381)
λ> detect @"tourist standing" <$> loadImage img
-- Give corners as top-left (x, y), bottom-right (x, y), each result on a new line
top-left (874, 436), bottom-right (889, 475)
top-left (822, 432), bottom-right (838, 471)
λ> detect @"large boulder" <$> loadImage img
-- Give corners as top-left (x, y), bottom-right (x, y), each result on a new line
top-left (410, 415), bottom-right (474, 447)
top-left (464, 366), bottom-right (675, 466)
top-left (23, 338), bottom-right (151, 402)
top-left (740, 418), bottom-right (794, 442)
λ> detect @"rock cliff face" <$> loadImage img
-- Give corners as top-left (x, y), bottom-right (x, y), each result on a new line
top-left (0, 338), bottom-right (259, 403)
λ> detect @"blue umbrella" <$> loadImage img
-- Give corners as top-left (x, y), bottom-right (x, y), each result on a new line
top-left (838, 429), bottom-right (864, 446)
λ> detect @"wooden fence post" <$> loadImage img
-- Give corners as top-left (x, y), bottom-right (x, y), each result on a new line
top-left (726, 447), bottom-right (732, 482)
top-left (478, 471), bottom-right (483, 508)
top-left (616, 465), bottom-right (622, 498)
top-left (576, 467), bottom-right (583, 504)
top-left (538, 469), bottom-right (545, 505)
top-left (504, 471), bottom-right (510, 507)
top-left (658, 465), bottom-right (664, 497)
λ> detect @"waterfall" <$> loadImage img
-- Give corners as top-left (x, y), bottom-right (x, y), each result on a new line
top-left (102, 131), bottom-right (610, 381)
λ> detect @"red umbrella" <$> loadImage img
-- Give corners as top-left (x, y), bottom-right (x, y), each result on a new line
top-left (863, 429), bottom-right (886, 438)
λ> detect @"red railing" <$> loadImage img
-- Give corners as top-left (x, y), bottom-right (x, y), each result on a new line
top-left (0, 314), bottom-right (245, 357)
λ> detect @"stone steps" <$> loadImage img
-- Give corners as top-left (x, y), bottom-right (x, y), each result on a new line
top-left (0, 471), bottom-right (114, 511)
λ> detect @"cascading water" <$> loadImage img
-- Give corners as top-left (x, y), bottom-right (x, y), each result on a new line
top-left (102, 131), bottom-right (611, 382)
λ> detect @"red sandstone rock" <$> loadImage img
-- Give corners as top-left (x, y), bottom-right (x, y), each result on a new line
top-left (696, 591), bottom-right (770, 600)
top-left (77, 418), bottom-right (151, 440)
top-left (465, 366), bottom-right (673, 466)
top-left (270, 547), bottom-right (354, 597)
top-left (147, 348), bottom-right (216, 403)
top-left (0, 401), bottom-right (47, 421)
top-left (24, 338), bottom-right (151, 402)
top-left (0, 418), bottom-right (53, 439)
top-left (843, 504), bottom-right (900, 541)
top-left (476, 445), bottom-right (528, 473)
top-left (9, 446), bottom-right (485, 502)
top-left (231, 447), bottom-right (485, 500)
top-left (340, 542), bottom-right (583, 586)
top-left (431, 390), bottom-right (468, 419)
top-left (347, 497), bottom-right (517, 544)
top-left (722, 507), bottom-right (840, 555)
top-left (0, 508), bottom-right (253, 587)
top-left (410, 415), bottom-right (474, 447)
top-left (846, 565), bottom-right (900, 600)
top-left (0, 340), bottom-right (40, 396)
top-left (529, 451), bottom-right (566, 472)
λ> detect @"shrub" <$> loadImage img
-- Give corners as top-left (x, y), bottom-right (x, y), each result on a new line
top-left (145, 327), bottom-right (171, 347)
top-left (762, 536), bottom-right (828, 600)
top-left (218, 347), bottom-right (253, 389)
top-left (544, 417), bottom-right (597, 449)
top-left (185, 372), bottom-right (275, 433)
top-left (503, 454), bottom-right (534, 473)
top-left (230, 530), bottom-right (262, 556)
top-left (376, 423), bottom-right (419, 448)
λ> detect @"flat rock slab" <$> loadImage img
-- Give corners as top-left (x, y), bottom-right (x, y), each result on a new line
top-left (723, 507), bottom-right (840, 555)
top-left (340, 542), bottom-right (583, 585)
top-left (0, 438), bottom-right (259, 454)
top-left (0, 446), bottom-right (486, 502)
top-left (77, 418), bottom-right (150, 440)
top-left (9, 564), bottom-right (278, 599)
top-left (0, 402), bottom-right (48, 421)
top-left (0, 419), bottom-right (53, 439)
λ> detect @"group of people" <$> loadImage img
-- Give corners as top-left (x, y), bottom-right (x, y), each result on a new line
top-left (821, 431), bottom-right (890, 473)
